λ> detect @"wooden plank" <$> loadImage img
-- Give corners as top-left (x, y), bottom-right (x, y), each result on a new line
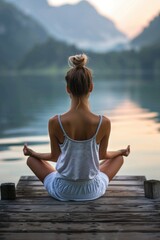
top-left (16, 188), bottom-right (145, 198)
top-left (1, 175), bottom-right (159, 240)
top-left (17, 180), bottom-right (144, 186)
top-left (0, 197), bottom-right (155, 205)
top-left (16, 175), bottom-right (145, 198)
top-left (17, 184), bottom-right (144, 191)
top-left (1, 211), bottom-right (160, 222)
top-left (0, 203), bottom-right (155, 212)
top-left (16, 189), bottom-right (145, 197)
top-left (113, 175), bottom-right (146, 181)
top-left (0, 222), bottom-right (160, 232)
top-left (1, 232), bottom-right (160, 240)
top-left (19, 175), bottom-right (146, 181)
top-left (16, 185), bottom-right (144, 192)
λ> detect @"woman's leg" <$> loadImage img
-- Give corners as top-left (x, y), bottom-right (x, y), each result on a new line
top-left (26, 156), bottom-right (56, 183)
top-left (100, 155), bottom-right (124, 181)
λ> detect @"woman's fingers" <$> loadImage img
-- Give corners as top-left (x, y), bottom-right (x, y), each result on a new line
top-left (128, 145), bottom-right (130, 154)
top-left (23, 143), bottom-right (29, 156)
top-left (125, 145), bottom-right (130, 156)
top-left (121, 145), bottom-right (130, 157)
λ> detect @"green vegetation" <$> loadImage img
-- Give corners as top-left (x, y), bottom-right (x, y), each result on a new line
top-left (0, 1), bottom-right (160, 77)
top-left (17, 38), bottom-right (160, 77)
top-left (132, 14), bottom-right (160, 48)
top-left (0, 0), bottom-right (48, 69)
top-left (90, 44), bottom-right (160, 76)
top-left (18, 38), bottom-right (77, 70)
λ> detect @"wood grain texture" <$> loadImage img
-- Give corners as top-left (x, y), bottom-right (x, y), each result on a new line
top-left (1, 232), bottom-right (160, 240)
top-left (0, 175), bottom-right (160, 240)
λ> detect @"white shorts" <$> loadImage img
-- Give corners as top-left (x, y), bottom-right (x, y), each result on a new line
top-left (44, 171), bottom-right (109, 201)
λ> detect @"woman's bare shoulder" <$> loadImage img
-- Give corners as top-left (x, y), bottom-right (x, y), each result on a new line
top-left (48, 115), bottom-right (59, 131)
top-left (48, 115), bottom-right (58, 123)
top-left (102, 115), bottom-right (111, 125)
top-left (101, 115), bottom-right (111, 134)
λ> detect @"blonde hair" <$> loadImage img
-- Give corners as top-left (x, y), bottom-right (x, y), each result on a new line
top-left (65, 54), bottom-right (92, 97)
top-left (68, 54), bottom-right (88, 68)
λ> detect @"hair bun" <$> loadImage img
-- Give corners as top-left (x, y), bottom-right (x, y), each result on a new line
top-left (68, 54), bottom-right (88, 68)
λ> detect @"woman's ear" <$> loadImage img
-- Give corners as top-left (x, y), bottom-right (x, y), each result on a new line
top-left (66, 85), bottom-right (71, 94)
top-left (89, 82), bottom-right (94, 93)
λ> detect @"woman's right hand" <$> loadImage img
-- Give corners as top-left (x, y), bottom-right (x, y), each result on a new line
top-left (23, 144), bottom-right (34, 157)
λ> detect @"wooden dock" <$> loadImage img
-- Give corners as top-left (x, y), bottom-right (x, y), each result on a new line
top-left (0, 175), bottom-right (160, 240)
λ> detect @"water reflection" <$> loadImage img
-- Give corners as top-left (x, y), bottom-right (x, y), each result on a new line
top-left (1, 75), bottom-right (160, 137)
top-left (0, 75), bottom-right (160, 183)
top-left (0, 74), bottom-right (68, 137)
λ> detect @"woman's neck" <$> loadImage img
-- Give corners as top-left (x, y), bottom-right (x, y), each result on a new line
top-left (70, 96), bottom-right (91, 112)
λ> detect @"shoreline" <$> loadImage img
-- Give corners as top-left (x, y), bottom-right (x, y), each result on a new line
top-left (0, 68), bottom-right (160, 78)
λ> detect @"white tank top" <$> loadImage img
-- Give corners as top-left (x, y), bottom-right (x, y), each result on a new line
top-left (56, 115), bottom-right (103, 181)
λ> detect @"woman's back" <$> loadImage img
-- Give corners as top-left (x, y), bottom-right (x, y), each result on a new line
top-left (58, 110), bottom-right (103, 143)
top-left (56, 112), bottom-right (103, 180)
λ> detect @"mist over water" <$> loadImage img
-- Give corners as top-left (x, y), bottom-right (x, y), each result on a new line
top-left (0, 74), bottom-right (160, 184)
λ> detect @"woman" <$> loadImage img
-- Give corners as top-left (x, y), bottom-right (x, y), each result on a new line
top-left (23, 53), bottom-right (130, 201)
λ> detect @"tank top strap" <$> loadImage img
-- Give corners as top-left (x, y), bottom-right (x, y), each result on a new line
top-left (95, 115), bottom-right (103, 136)
top-left (58, 114), bottom-right (103, 138)
top-left (58, 115), bottom-right (67, 136)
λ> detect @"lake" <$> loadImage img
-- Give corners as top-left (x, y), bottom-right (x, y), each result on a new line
top-left (0, 74), bottom-right (160, 185)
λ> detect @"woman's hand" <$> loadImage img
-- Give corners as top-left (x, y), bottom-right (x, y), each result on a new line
top-left (120, 145), bottom-right (130, 157)
top-left (23, 144), bottom-right (34, 157)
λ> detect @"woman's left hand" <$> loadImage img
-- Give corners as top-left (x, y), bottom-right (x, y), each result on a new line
top-left (121, 145), bottom-right (130, 157)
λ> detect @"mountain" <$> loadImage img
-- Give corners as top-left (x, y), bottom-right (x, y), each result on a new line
top-left (19, 38), bottom-right (78, 69)
top-left (19, 36), bottom-right (160, 76)
top-left (6, 0), bottom-right (128, 52)
top-left (132, 14), bottom-right (160, 48)
top-left (0, 0), bottom-right (48, 69)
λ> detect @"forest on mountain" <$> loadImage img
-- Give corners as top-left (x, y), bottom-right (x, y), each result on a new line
top-left (0, 0), bottom-right (160, 76)
top-left (18, 39), bottom-right (160, 76)
top-left (132, 13), bottom-right (160, 48)
top-left (0, 0), bottom-right (48, 69)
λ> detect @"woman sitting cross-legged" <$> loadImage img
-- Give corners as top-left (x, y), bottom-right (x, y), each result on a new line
top-left (23, 53), bottom-right (130, 201)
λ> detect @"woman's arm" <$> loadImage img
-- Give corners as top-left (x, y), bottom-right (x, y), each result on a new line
top-left (99, 117), bottom-right (130, 160)
top-left (99, 117), bottom-right (111, 160)
top-left (23, 116), bottom-right (61, 162)
top-left (107, 146), bottom-right (130, 159)
top-left (106, 150), bottom-right (122, 159)
top-left (23, 145), bottom-right (52, 160)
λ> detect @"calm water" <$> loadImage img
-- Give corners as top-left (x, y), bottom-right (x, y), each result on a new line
top-left (0, 74), bottom-right (160, 184)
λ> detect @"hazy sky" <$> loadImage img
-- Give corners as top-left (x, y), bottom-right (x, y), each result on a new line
top-left (48, 0), bottom-right (160, 38)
